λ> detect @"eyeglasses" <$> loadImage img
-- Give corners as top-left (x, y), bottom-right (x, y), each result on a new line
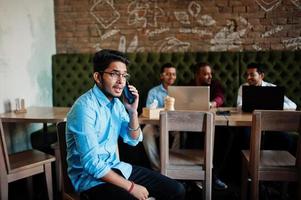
top-left (101, 71), bottom-right (131, 81)
top-left (162, 72), bottom-right (176, 77)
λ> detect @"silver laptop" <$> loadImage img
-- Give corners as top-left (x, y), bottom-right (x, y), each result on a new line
top-left (168, 86), bottom-right (210, 111)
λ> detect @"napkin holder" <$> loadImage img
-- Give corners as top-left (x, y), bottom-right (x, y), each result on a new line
top-left (142, 107), bottom-right (164, 119)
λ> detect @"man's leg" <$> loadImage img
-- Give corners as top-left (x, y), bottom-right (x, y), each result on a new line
top-left (129, 165), bottom-right (186, 200)
top-left (80, 180), bottom-right (136, 200)
top-left (142, 125), bottom-right (160, 170)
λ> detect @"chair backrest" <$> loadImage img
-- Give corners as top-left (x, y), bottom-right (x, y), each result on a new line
top-left (160, 111), bottom-right (214, 176)
top-left (249, 110), bottom-right (301, 175)
top-left (56, 121), bottom-right (79, 200)
top-left (0, 118), bottom-right (10, 174)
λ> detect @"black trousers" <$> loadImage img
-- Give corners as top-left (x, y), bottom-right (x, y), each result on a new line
top-left (81, 165), bottom-right (185, 200)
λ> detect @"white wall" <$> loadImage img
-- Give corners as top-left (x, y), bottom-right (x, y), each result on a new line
top-left (0, 0), bottom-right (56, 152)
top-left (0, 0), bottom-right (55, 113)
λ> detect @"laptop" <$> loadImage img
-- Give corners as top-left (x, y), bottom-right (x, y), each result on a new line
top-left (242, 86), bottom-right (284, 112)
top-left (168, 86), bottom-right (210, 111)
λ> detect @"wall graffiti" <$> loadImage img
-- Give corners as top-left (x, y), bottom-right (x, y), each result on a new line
top-left (146, 27), bottom-right (170, 37)
top-left (282, 36), bottom-right (301, 49)
top-left (154, 37), bottom-right (190, 52)
top-left (261, 25), bottom-right (284, 38)
top-left (255, 0), bottom-right (282, 12)
top-left (118, 35), bottom-right (144, 52)
top-left (174, 1), bottom-right (216, 27)
top-left (210, 17), bottom-right (252, 51)
top-left (127, 0), bottom-right (164, 28)
top-left (291, 0), bottom-right (301, 9)
top-left (90, 0), bottom-right (120, 29)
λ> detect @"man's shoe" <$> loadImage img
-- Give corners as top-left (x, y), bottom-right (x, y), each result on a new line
top-left (214, 178), bottom-right (228, 190)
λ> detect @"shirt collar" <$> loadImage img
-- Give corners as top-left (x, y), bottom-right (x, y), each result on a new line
top-left (92, 84), bottom-right (116, 107)
top-left (160, 83), bottom-right (168, 93)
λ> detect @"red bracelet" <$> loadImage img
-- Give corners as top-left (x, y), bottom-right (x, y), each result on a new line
top-left (128, 181), bottom-right (135, 193)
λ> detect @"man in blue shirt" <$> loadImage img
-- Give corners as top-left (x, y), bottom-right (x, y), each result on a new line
top-left (142, 63), bottom-right (177, 170)
top-left (66, 50), bottom-right (185, 200)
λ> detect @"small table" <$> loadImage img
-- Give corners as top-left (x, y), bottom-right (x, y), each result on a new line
top-left (0, 106), bottom-right (70, 196)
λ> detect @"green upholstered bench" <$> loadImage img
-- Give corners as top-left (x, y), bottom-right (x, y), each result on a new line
top-left (52, 51), bottom-right (301, 111)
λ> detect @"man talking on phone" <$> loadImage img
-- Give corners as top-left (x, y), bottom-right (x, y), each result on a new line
top-left (66, 49), bottom-right (185, 200)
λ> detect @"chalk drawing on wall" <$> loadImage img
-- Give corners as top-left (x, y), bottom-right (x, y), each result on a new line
top-left (252, 43), bottom-right (263, 50)
top-left (174, 11), bottom-right (191, 25)
top-left (255, 0), bottom-right (282, 12)
top-left (197, 15), bottom-right (216, 26)
top-left (261, 25), bottom-right (284, 38)
top-left (188, 1), bottom-right (201, 17)
top-left (282, 36), bottom-right (301, 49)
top-left (210, 17), bottom-right (252, 51)
top-left (101, 29), bottom-right (120, 40)
top-left (93, 43), bottom-right (102, 51)
top-left (291, 0), bottom-right (301, 9)
top-left (118, 35), bottom-right (145, 52)
top-left (127, 0), bottom-right (164, 28)
top-left (174, 1), bottom-right (215, 27)
top-left (154, 37), bottom-right (190, 52)
top-left (90, 0), bottom-right (120, 29)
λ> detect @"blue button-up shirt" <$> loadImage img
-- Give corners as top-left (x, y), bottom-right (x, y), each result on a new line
top-left (146, 84), bottom-right (168, 108)
top-left (66, 84), bottom-right (142, 192)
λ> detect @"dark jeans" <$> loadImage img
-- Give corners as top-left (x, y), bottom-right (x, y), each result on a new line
top-left (81, 165), bottom-right (185, 200)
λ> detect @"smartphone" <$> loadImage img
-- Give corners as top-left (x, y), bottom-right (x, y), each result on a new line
top-left (123, 82), bottom-right (135, 104)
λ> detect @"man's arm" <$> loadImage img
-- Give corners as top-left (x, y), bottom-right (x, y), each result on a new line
top-left (211, 81), bottom-right (225, 108)
top-left (101, 170), bottom-right (149, 199)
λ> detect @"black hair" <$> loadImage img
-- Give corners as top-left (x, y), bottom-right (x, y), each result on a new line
top-left (93, 49), bottom-right (130, 73)
top-left (160, 63), bottom-right (175, 73)
top-left (247, 63), bottom-right (265, 74)
top-left (193, 62), bottom-right (210, 74)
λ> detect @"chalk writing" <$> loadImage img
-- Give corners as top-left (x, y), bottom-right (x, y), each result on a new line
top-left (282, 36), bottom-right (301, 49)
top-left (155, 37), bottom-right (190, 52)
top-left (147, 27), bottom-right (170, 37)
top-left (255, 0), bottom-right (282, 12)
top-left (188, 1), bottom-right (201, 17)
top-left (128, 0), bottom-right (164, 28)
top-left (261, 25), bottom-right (283, 38)
top-left (90, 0), bottom-right (120, 29)
top-left (197, 15), bottom-right (216, 26)
top-left (174, 11), bottom-right (190, 25)
top-left (179, 28), bottom-right (212, 36)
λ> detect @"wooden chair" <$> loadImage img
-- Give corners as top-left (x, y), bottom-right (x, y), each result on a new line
top-left (241, 110), bottom-right (301, 200)
top-left (56, 121), bottom-right (81, 200)
top-left (160, 111), bottom-right (214, 200)
top-left (0, 118), bottom-right (55, 200)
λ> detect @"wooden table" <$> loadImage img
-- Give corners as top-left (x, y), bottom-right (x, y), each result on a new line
top-left (139, 107), bottom-right (252, 127)
top-left (0, 106), bottom-right (69, 123)
top-left (0, 106), bottom-right (70, 196)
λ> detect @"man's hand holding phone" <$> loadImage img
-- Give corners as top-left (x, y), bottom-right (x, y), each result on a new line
top-left (123, 82), bottom-right (139, 113)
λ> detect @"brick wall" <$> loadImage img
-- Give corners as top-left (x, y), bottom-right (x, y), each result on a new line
top-left (54, 0), bottom-right (301, 53)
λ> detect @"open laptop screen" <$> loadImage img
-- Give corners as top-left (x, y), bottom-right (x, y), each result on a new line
top-left (168, 86), bottom-right (210, 111)
top-left (242, 86), bottom-right (284, 112)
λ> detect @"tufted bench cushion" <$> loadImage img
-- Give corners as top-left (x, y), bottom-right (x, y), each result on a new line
top-left (52, 51), bottom-right (300, 112)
